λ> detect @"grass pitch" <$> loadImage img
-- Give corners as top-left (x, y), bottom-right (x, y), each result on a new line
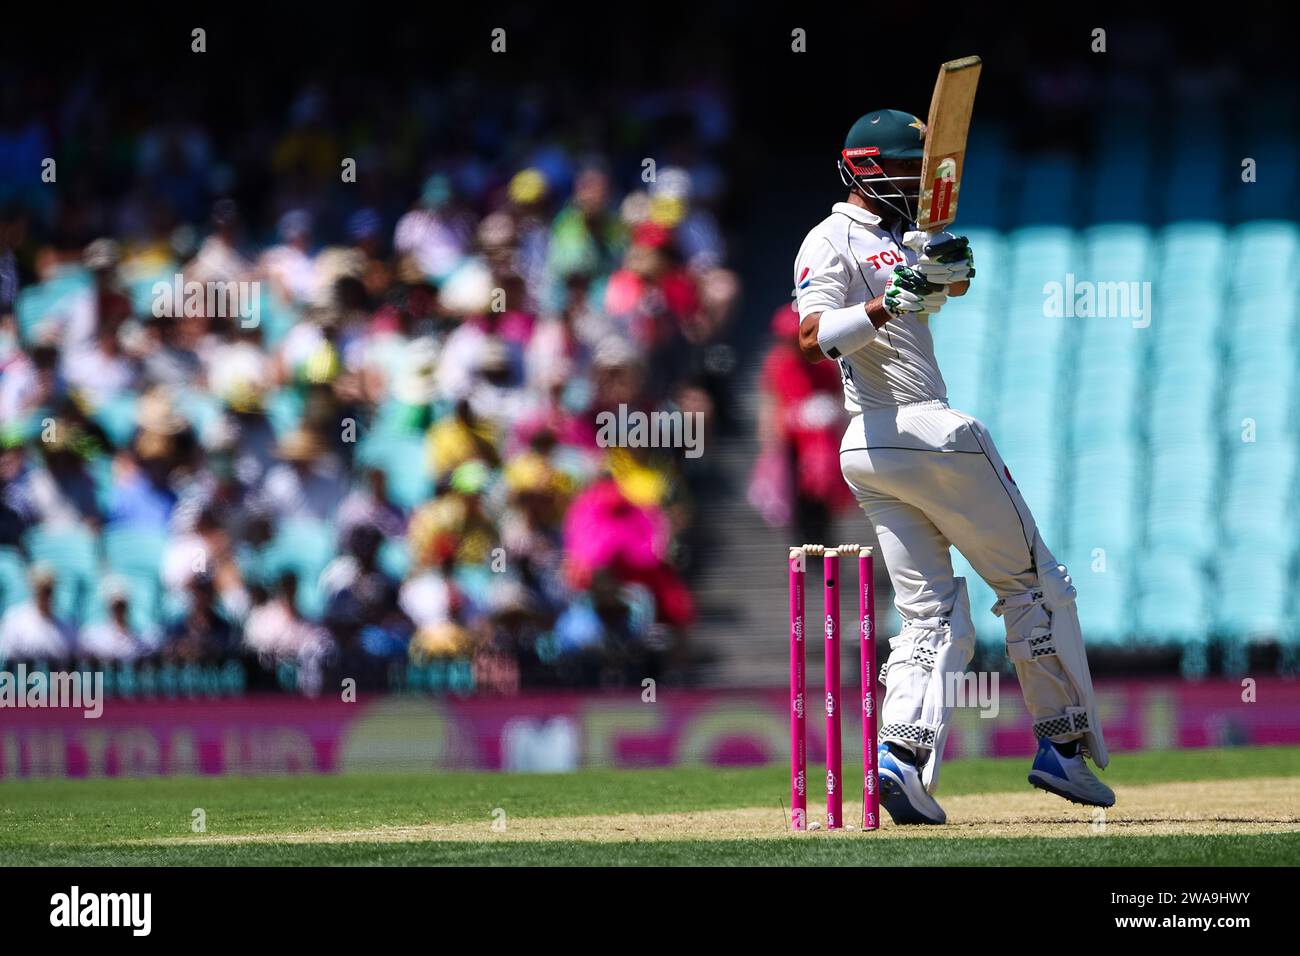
top-left (2, 746), bottom-right (1298, 866)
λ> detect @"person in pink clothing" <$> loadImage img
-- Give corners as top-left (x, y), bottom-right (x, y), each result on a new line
top-left (753, 303), bottom-right (851, 546)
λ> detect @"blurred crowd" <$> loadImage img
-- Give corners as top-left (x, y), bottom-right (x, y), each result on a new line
top-left (0, 74), bottom-right (738, 691)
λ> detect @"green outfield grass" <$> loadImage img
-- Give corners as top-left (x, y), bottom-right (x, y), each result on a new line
top-left (2, 746), bottom-right (1298, 866)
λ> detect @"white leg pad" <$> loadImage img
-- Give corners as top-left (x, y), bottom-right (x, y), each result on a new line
top-left (879, 578), bottom-right (975, 794)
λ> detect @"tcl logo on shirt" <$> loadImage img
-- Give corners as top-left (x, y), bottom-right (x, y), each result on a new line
top-left (864, 249), bottom-right (905, 270)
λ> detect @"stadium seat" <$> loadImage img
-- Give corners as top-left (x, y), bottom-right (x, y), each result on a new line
top-left (1234, 144), bottom-right (1298, 220)
top-left (92, 393), bottom-right (140, 447)
top-left (1082, 222), bottom-right (1152, 280)
top-left (1068, 554), bottom-right (1131, 646)
top-left (1215, 545), bottom-right (1289, 645)
top-left (953, 128), bottom-right (1006, 228)
top-left (13, 269), bottom-right (92, 344)
top-left (21, 525), bottom-right (99, 623)
top-left (175, 390), bottom-right (225, 439)
top-left (1230, 221), bottom-right (1300, 278)
top-left (0, 546), bottom-right (30, 614)
top-left (1135, 553), bottom-right (1208, 644)
top-left (265, 388), bottom-right (305, 438)
top-left (259, 520), bottom-right (337, 619)
top-left (1162, 109), bottom-right (1227, 222)
top-left (1014, 156), bottom-right (1079, 226)
top-left (102, 526), bottom-right (166, 580)
top-left (357, 433), bottom-right (434, 511)
top-left (1155, 223), bottom-right (1228, 302)
top-left (1088, 146), bottom-right (1153, 223)
top-left (378, 538), bottom-right (411, 580)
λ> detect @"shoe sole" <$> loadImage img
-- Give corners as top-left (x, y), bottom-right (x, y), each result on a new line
top-left (880, 770), bottom-right (946, 825)
top-left (1028, 772), bottom-right (1116, 808)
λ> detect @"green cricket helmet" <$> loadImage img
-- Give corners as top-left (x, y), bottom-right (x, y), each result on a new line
top-left (838, 109), bottom-right (927, 221)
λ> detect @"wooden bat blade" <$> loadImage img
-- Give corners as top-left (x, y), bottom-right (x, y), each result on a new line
top-left (917, 55), bottom-right (982, 231)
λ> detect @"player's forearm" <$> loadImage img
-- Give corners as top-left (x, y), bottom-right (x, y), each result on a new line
top-left (799, 300), bottom-right (893, 363)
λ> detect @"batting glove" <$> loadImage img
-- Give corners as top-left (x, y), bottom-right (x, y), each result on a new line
top-left (883, 266), bottom-right (948, 319)
top-left (904, 231), bottom-right (975, 285)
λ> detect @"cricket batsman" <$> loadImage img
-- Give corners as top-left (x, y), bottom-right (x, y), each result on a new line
top-left (792, 109), bottom-right (1113, 823)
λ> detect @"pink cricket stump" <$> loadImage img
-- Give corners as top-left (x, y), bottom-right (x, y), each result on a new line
top-left (823, 549), bottom-right (843, 829)
top-left (788, 549), bottom-right (807, 831)
top-left (859, 549), bottom-right (880, 830)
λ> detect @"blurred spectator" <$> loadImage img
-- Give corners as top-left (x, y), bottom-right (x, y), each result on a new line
top-left (0, 564), bottom-right (73, 660)
top-left (547, 167), bottom-right (626, 291)
top-left (258, 429), bottom-right (346, 523)
top-left (322, 523), bottom-right (412, 658)
top-left (164, 574), bottom-right (236, 663)
top-left (63, 306), bottom-right (137, 408)
top-left (751, 304), bottom-right (851, 545)
top-left (260, 210), bottom-right (317, 307)
top-left (185, 199), bottom-right (252, 285)
top-left (245, 571), bottom-right (331, 662)
top-left (0, 65), bottom-right (738, 691)
top-left (78, 578), bottom-right (151, 660)
top-left (15, 427), bottom-right (101, 529)
top-left (62, 239), bottom-right (132, 354)
top-left (394, 175), bottom-right (470, 283)
top-left (162, 505), bottom-right (249, 618)
top-left (337, 467), bottom-right (406, 544)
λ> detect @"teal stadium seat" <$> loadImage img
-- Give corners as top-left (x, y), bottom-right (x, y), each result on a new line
top-left (1082, 223), bottom-right (1152, 280)
top-left (92, 393), bottom-right (140, 447)
top-left (1147, 363), bottom-right (1218, 454)
top-left (1155, 223), bottom-right (1228, 302)
top-left (102, 526), bottom-right (166, 580)
top-left (1058, 546), bottom-right (1131, 645)
top-left (1014, 156), bottom-right (1079, 226)
top-left (256, 286), bottom-right (301, 348)
top-left (81, 576), bottom-right (162, 637)
top-left (1146, 449), bottom-right (1217, 554)
top-left (1071, 365), bottom-right (1139, 455)
top-left (259, 519), bottom-right (336, 619)
top-left (13, 268), bottom-right (92, 344)
top-left (125, 267), bottom-right (176, 317)
top-left (174, 389), bottom-right (225, 439)
top-left (1066, 449), bottom-right (1138, 553)
top-left (929, 230), bottom-right (1003, 414)
top-left (1214, 544), bottom-right (1288, 645)
top-left (22, 525), bottom-right (98, 623)
top-left (1135, 552), bottom-right (1208, 644)
top-left (1221, 446), bottom-right (1296, 552)
top-left (1162, 109), bottom-right (1226, 221)
top-left (1235, 143), bottom-right (1297, 220)
top-left (357, 433), bottom-right (433, 510)
top-left (1231, 221), bottom-right (1299, 278)
top-left (378, 538), bottom-right (411, 580)
top-left (951, 129), bottom-right (1005, 227)
top-left (1087, 111), bottom-right (1153, 222)
top-left (265, 388), bottom-right (305, 438)
top-left (0, 546), bottom-right (30, 614)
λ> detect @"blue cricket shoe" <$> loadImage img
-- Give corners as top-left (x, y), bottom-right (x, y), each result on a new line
top-left (878, 744), bottom-right (946, 825)
top-left (1028, 737), bottom-right (1116, 807)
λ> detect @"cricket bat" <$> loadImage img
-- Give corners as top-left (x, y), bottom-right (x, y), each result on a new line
top-left (916, 55), bottom-right (982, 232)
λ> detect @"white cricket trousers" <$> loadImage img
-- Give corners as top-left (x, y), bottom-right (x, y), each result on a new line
top-left (838, 399), bottom-right (1040, 619)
